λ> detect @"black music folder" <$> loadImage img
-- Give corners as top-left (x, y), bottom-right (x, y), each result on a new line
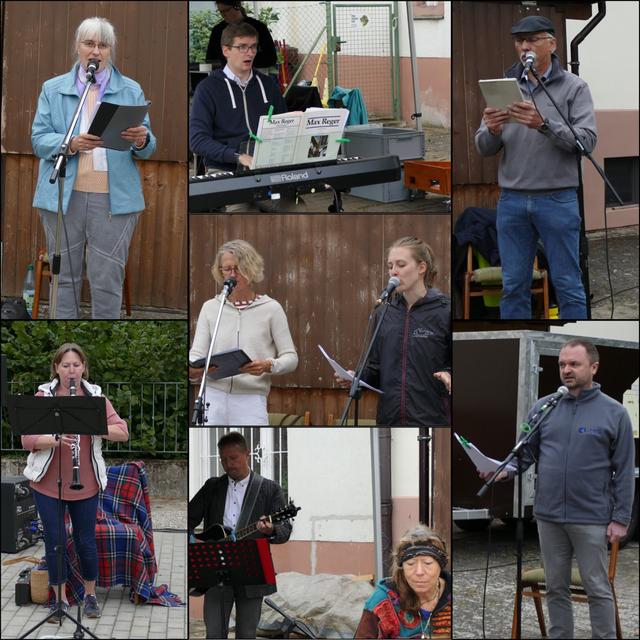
top-left (190, 348), bottom-right (252, 380)
top-left (88, 100), bottom-right (151, 151)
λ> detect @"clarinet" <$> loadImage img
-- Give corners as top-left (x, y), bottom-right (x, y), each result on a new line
top-left (68, 378), bottom-right (84, 491)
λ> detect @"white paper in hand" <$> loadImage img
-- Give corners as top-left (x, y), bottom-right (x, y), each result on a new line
top-left (318, 345), bottom-right (383, 394)
top-left (454, 432), bottom-right (503, 473)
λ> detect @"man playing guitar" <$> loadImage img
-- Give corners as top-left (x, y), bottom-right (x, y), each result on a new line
top-left (188, 431), bottom-right (293, 639)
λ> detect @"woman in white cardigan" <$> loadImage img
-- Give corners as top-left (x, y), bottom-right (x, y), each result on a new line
top-left (189, 239), bottom-right (298, 425)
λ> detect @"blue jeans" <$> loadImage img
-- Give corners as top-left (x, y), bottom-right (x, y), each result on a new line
top-left (33, 490), bottom-right (99, 586)
top-left (496, 189), bottom-right (587, 319)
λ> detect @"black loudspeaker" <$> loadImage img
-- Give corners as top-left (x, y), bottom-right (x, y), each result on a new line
top-left (1, 298), bottom-right (31, 319)
top-left (1, 476), bottom-right (38, 553)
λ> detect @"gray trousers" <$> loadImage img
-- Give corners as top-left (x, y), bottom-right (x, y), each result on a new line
top-left (39, 191), bottom-right (139, 319)
top-left (537, 519), bottom-right (616, 639)
top-left (203, 586), bottom-right (262, 639)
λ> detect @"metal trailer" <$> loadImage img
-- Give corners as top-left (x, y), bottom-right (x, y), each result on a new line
top-left (452, 331), bottom-right (639, 543)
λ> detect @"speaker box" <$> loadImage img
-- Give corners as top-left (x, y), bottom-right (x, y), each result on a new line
top-left (1, 476), bottom-right (38, 553)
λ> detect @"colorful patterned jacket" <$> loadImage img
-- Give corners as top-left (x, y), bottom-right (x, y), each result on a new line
top-left (355, 574), bottom-right (452, 639)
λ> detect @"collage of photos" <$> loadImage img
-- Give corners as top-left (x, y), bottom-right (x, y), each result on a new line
top-left (0, 1), bottom-right (637, 639)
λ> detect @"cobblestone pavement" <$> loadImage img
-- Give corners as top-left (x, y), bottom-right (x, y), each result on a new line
top-left (1, 497), bottom-right (187, 639)
top-left (453, 520), bottom-right (639, 639)
top-left (588, 225), bottom-right (639, 319)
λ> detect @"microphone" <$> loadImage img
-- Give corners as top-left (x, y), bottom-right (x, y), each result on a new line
top-left (85, 59), bottom-right (100, 82)
top-left (376, 276), bottom-right (400, 305)
top-left (522, 51), bottom-right (536, 75)
top-left (537, 385), bottom-right (569, 412)
top-left (69, 378), bottom-right (77, 396)
top-left (223, 277), bottom-right (237, 296)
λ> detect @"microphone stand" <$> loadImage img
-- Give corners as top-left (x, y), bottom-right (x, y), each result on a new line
top-left (338, 300), bottom-right (390, 427)
top-left (529, 65), bottom-right (625, 317)
top-left (48, 67), bottom-right (97, 318)
top-left (191, 281), bottom-right (234, 425)
top-left (476, 393), bottom-right (565, 640)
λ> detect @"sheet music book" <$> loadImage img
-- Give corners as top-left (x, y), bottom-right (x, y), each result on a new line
top-left (190, 348), bottom-right (252, 380)
top-left (478, 79), bottom-right (524, 124)
top-left (88, 100), bottom-right (151, 151)
top-left (251, 108), bottom-right (349, 170)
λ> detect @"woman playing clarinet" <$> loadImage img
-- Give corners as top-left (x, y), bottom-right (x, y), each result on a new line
top-left (21, 343), bottom-right (128, 621)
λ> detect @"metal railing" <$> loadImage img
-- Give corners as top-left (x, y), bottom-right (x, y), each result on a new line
top-left (2, 381), bottom-right (187, 456)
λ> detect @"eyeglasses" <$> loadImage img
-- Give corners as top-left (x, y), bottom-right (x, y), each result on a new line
top-left (229, 44), bottom-right (260, 53)
top-left (514, 35), bottom-right (553, 45)
top-left (80, 40), bottom-right (111, 50)
top-left (220, 266), bottom-right (241, 274)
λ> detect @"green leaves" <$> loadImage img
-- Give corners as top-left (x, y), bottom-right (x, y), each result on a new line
top-left (1, 321), bottom-right (187, 457)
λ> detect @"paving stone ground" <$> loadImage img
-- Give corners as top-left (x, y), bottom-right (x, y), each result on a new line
top-left (1, 497), bottom-right (187, 639)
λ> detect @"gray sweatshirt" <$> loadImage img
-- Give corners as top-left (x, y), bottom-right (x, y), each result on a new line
top-left (507, 383), bottom-right (634, 526)
top-left (475, 54), bottom-right (597, 190)
top-left (190, 294), bottom-right (298, 396)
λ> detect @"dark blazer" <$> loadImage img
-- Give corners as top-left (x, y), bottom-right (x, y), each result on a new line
top-left (188, 471), bottom-right (292, 544)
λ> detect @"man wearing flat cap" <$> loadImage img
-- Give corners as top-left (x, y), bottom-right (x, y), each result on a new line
top-left (475, 14), bottom-right (596, 320)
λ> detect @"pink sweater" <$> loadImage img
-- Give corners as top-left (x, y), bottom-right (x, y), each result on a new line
top-left (22, 388), bottom-right (128, 500)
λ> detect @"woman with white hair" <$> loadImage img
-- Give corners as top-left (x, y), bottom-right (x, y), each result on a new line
top-left (189, 239), bottom-right (298, 425)
top-left (31, 16), bottom-right (156, 319)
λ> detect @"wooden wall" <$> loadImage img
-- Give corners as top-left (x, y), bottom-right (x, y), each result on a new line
top-left (452, 1), bottom-right (590, 188)
top-left (1, 1), bottom-right (187, 309)
top-left (190, 214), bottom-right (451, 424)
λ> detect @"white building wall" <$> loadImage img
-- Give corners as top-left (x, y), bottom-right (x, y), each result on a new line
top-left (398, 1), bottom-right (451, 58)
top-left (565, 2), bottom-right (639, 110)
top-left (288, 428), bottom-right (374, 543)
top-left (549, 320), bottom-right (639, 342)
top-left (391, 427), bottom-right (420, 497)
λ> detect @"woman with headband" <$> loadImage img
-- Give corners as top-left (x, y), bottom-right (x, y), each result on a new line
top-left (355, 525), bottom-right (452, 638)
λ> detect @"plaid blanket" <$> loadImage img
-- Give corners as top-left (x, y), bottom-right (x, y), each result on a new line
top-left (47, 461), bottom-right (183, 607)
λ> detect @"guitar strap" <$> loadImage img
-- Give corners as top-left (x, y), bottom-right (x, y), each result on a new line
top-left (236, 472), bottom-right (264, 532)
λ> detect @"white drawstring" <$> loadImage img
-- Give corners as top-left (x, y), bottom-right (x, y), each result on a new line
top-left (224, 78), bottom-right (237, 109)
top-left (255, 75), bottom-right (268, 104)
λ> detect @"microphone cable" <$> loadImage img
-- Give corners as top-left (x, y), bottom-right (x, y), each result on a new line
top-left (527, 75), bottom-right (616, 319)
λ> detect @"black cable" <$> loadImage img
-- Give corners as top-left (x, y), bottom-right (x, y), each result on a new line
top-left (153, 527), bottom-right (188, 533)
top-left (527, 74), bottom-right (616, 318)
top-left (591, 285), bottom-right (639, 306)
top-left (60, 211), bottom-right (81, 317)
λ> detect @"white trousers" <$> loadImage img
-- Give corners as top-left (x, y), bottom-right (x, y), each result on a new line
top-left (204, 386), bottom-right (269, 426)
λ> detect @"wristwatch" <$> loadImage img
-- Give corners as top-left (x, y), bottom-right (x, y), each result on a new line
top-left (537, 118), bottom-right (550, 134)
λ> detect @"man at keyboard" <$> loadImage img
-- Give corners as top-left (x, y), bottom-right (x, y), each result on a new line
top-left (190, 22), bottom-right (303, 211)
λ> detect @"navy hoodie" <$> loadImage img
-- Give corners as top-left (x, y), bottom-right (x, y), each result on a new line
top-left (361, 288), bottom-right (451, 426)
top-left (189, 68), bottom-right (287, 171)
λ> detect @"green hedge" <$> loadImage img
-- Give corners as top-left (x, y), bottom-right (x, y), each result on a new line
top-left (1, 321), bottom-right (187, 457)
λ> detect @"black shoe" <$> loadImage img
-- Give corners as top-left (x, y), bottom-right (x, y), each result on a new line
top-left (84, 593), bottom-right (102, 618)
top-left (47, 600), bottom-right (69, 623)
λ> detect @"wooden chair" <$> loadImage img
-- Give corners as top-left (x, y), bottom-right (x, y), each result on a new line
top-left (32, 247), bottom-right (131, 318)
top-left (511, 541), bottom-right (622, 639)
top-left (463, 244), bottom-right (550, 319)
top-left (268, 412), bottom-right (311, 426)
top-left (326, 414), bottom-right (377, 426)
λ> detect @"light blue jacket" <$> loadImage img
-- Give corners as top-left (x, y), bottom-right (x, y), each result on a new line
top-left (31, 64), bottom-right (156, 214)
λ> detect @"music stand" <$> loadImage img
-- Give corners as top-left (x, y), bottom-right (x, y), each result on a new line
top-left (189, 539), bottom-right (277, 638)
top-left (264, 597), bottom-right (317, 639)
top-left (6, 392), bottom-right (107, 639)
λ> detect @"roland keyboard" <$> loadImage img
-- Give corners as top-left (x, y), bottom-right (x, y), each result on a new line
top-left (188, 155), bottom-right (401, 212)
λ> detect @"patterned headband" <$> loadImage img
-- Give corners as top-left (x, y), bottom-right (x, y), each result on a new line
top-left (398, 543), bottom-right (447, 568)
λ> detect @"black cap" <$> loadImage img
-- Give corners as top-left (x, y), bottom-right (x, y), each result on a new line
top-left (511, 15), bottom-right (555, 35)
